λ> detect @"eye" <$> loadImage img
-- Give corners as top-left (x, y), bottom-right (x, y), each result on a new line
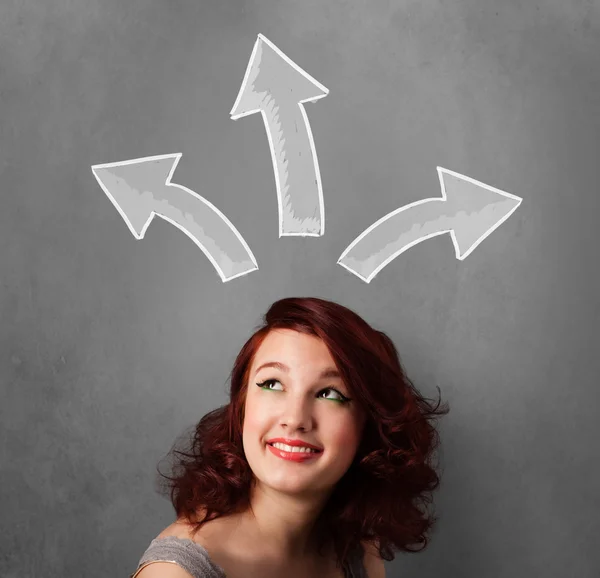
top-left (256, 379), bottom-right (351, 404)
top-left (317, 387), bottom-right (351, 403)
top-left (256, 378), bottom-right (283, 391)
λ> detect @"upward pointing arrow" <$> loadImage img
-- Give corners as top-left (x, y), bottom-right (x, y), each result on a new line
top-left (91, 153), bottom-right (258, 283)
top-left (230, 34), bottom-right (329, 237)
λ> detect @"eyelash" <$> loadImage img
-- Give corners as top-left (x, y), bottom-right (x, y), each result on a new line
top-left (256, 379), bottom-right (352, 405)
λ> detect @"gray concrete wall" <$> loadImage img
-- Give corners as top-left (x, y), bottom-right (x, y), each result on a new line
top-left (1, 1), bottom-right (598, 576)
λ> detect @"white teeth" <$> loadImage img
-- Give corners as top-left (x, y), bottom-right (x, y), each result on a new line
top-left (270, 442), bottom-right (318, 453)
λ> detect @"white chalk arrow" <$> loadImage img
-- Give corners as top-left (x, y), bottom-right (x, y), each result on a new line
top-left (91, 153), bottom-right (258, 283)
top-left (338, 167), bottom-right (523, 283)
top-left (230, 33), bottom-right (329, 237)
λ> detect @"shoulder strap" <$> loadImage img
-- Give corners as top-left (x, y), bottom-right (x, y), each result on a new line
top-left (130, 536), bottom-right (226, 578)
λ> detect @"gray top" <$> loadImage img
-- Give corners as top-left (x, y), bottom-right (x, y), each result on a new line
top-left (131, 536), bottom-right (368, 578)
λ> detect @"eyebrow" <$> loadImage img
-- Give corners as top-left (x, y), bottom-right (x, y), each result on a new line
top-left (254, 361), bottom-right (341, 380)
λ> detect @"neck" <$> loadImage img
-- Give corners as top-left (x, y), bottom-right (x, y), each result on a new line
top-left (235, 481), bottom-right (333, 561)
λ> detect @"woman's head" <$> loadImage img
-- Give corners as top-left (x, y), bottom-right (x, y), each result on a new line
top-left (158, 297), bottom-right (449, 565)
top-left (241, 327), bottom-right (367, 503)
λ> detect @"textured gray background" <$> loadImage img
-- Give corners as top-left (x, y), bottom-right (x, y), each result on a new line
top-left (1, 1), bottom-right (599, 577)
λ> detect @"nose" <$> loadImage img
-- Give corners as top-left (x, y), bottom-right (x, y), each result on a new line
top-left (280, 395), bottom-right (314, 432)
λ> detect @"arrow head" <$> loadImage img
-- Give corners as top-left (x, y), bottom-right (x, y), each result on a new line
top-left (230, 34), bottom-right (329, 119)
top-left (91, 154), bottom-right (180, 238)
top-left (438, 167), bottom-right (523, 260)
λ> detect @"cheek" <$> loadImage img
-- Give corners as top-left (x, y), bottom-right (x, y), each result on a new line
top-left (242, 398), bottom-right (266, 444)
top-left (327, 418), bottom-right (363, 454)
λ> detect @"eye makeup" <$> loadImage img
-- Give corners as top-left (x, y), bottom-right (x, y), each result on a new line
top-left (255, 379), bottom-right (352, 405)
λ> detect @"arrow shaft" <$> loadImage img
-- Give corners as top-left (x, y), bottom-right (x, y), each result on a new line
top-left (338, 199), bottom-right (453, 282)
top-left (150, 182), bottom-right (257, 280)
top-left (261, 97), bottom-right (323, 235)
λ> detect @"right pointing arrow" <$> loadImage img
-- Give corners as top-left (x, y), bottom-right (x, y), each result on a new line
top-left (91, 153), bottom-right (258, 283)
top-left (338, 167), bottom-right (523, 284)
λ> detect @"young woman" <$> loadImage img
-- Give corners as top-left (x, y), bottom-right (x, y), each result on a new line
top-left (131, 297), bottom-right (449, 577)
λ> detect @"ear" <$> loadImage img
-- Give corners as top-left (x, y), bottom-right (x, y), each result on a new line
top-left (361, 540), bottom-right (386, 578)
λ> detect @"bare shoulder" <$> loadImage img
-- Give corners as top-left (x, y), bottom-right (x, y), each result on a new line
top-left (156, 519), bottom-right (197, 540)
top-left (361, 540), bottom-right (386, 578)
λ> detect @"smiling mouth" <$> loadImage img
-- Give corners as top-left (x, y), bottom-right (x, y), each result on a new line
top-left (267, 442), bottom-right (323, 454)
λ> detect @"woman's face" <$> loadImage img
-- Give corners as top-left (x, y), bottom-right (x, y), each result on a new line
top-left (242, 329), bottom-right (367, 498)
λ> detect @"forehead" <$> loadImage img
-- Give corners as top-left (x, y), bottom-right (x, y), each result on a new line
top-left (251, 329), bottom-right (336, 370)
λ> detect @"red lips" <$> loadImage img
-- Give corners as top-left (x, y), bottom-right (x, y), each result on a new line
top-left (266, 437), bottom-right (323, 451)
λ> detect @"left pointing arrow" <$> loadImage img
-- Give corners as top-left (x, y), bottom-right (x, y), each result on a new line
top-left (91, 153), bottom-right (258, 283)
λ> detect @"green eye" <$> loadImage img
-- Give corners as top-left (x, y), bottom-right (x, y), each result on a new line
top-left (318, 388), bottom-right (347, 403)
top-left (256, 380), bottom-right (351, 405)
top-left (257, 379), bottom-right (283, 391)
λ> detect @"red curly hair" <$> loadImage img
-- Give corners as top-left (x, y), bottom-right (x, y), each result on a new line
top-left (156, 296), bottom-right (449, 569)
